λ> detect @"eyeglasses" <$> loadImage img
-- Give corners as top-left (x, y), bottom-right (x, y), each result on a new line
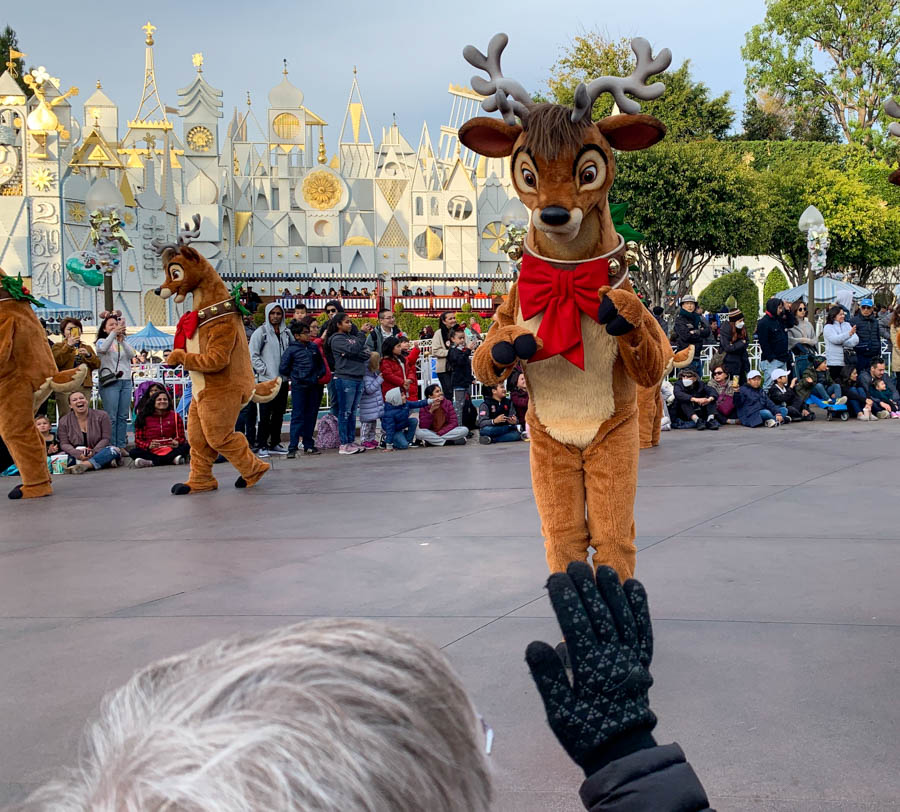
top-left (713, 370), bottom-right (726, 376)
top-left (797, 307), bottom-right (806, 312)
top-left (325, 308), bottom-right (337, 314)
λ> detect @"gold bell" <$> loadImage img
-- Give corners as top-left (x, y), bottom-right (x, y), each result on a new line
top-left (608, 258), bottom-right (621, 273)
top-left (625, 241), bottom-right (638, 252)
top-left (211, 305), bottom-right (218, 315)
top-left (198, 309), bottom-right (206, 319)
top-left (225, 301), bottom-right (232, 309)
top-left (624, 249), bottom-right (639, 265)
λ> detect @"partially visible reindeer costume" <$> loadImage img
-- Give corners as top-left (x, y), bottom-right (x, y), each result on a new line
top-left (887, 99), bottom-right (900, 186)
top-left (461, 35), bottom-right (672, 579)
top-left (153, 216), bottom-right (281, 495)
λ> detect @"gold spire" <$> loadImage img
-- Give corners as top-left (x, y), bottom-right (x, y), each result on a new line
top-left (142, 21), bottom-right (156, 46)
top-left (96, 79), bottom-right (102, 89)
top-left (192, 52), bottom-right (203, 73)
top-left (317, 130), bottom-right (327, 163)
top-left (246, 90), bottom-right (252, 108)
top-left (283, 58), bottom-right (288, 77)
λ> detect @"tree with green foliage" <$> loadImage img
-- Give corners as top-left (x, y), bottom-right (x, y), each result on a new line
top-left (0, 25), bottom-right (30, 96)
top-left (613, 143), bottom-right (772, 311)
top-left (742, 0), bottom-right (900, 156)
top-left (740, 93), bottom-right (840, 142)
top-left (763, 268), bottom-right (790, 301)
top-left (698, 272), bottom-right (762, 337)
top-left (546, 30), bottom-right (733, 140)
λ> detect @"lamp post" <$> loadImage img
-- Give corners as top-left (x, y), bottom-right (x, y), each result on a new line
top-left (798, 205), bottom-right (828, 311)
top-left (85, 176), bottom-right (132, 312)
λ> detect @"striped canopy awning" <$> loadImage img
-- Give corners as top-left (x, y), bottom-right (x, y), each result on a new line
top-left (773, 276), bottom-right (872, 303)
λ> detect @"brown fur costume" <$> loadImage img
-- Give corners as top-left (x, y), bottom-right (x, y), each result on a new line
top-left (461, 34), bottom-right (672, 579)
top-left (637, 345), bottom-right (694, 449)
top-left (0, 269), bottom-right (87, 499)
top-left (153, 218), bottom-right (280, 495)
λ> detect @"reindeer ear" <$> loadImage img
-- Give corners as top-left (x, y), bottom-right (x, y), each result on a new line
top-left (458, 117), bottom-right (522, 157)
top-left (181, 246), bottom-right (201, 263)
top-left (596, 114), bottom-right (665, 151)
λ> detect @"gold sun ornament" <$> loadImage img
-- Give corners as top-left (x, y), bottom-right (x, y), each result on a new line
top-left (301, 170), bottom-right (341, 210)
top-left (186, 125), bottom-right (213, 152)
top-left (122, 211), bottom-right (135, 225)
top-left (67, 202), bottom-right (86, 222)
top-left (30, 167), bottom-right (55, 191)
top-left (482, 221), bottom-right (507, 254)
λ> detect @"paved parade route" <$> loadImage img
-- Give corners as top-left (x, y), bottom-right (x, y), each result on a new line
top-left (2, 422), bottom-right (899, 810)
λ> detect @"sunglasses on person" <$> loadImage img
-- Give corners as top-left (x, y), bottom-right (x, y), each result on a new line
top-left (325, 307), bottom-right (337, 314)
top-left (713, 370), bottom-right (726, 377)
top-left (797, 307), bottom-right (806, 312)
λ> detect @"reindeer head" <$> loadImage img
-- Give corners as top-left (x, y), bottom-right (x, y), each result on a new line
top-left (151, 215), bottom-right (225, 306)
top-left (459, 34), bottom-right (670, 260)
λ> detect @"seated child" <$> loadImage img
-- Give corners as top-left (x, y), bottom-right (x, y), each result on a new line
top-left (869, 378), bottom-right (900, 418)
top-left (735, 370), bottom-right (789, 428)
top-left (767, 369), bottom-right (814, 422)
top-left (35, 415), bottom-right (59, 454)
top-left (795, 356), bottom-right (846, 406)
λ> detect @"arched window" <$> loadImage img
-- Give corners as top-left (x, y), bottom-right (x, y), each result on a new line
top-left (415, 196), bottom-right (423, 216)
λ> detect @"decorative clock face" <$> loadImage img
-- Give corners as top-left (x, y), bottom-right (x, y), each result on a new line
top-left (0, 144), bottom-right (19, 187)
top-left (186, 125), bottom-right (213, 152)
top-left (301, 170), bottom-right (342, 210)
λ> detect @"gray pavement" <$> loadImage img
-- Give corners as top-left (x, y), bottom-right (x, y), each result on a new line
top-left (1, 419), bottom-right (899, 811)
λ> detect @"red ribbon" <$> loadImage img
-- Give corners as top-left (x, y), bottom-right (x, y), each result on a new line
top-left (517, 252), bottom-right (610, 369)
top-left (173, 310), bottom-right (199, 350)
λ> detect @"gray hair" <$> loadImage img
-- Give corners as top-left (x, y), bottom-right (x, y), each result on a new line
top-left (18, 620), bottom-right (492, 811)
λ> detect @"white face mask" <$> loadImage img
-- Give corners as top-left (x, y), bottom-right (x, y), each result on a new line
top-left (736, 320), bottom-right (745, 329)
top-left (681, 377), bottom-right (695, 386)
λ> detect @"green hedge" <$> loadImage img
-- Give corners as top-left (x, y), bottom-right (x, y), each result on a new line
top-left (697, 272), bottom-right (760, 338)
top-left (762, 268), bottom-right (790, 303)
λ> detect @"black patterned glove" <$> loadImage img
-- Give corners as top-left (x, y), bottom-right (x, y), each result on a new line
top-left (525, 563), bottom-right (657, 776)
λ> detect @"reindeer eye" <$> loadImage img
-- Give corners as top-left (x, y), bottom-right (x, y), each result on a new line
top-left (580, 165), bottom-right (597, 184)
top-left (168, 264), bottom-right (184, 282)
top-left (521, 167), bottom-right (536, 187)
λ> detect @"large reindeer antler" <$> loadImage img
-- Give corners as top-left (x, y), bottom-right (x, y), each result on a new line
top-left (886, 98), bottom-right (900, 138)
top-left (151, 213), bottom-right (203, 256)
top-left (464, 33), bottom-right (534, 126)
top-left (571, 38), bottom-right (672, 123)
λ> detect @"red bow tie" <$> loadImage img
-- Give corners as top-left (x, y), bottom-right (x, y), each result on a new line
top-left (518, 252), bottom-right (610, 369)
top-left (173, 310), bottom-right (200, 350)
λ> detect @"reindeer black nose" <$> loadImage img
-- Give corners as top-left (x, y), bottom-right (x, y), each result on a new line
top-left (540, 206), bottom-right (571, 226)
top-left (153, 287), bottom-right (162, 296)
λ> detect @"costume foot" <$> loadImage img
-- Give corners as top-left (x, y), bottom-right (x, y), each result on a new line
top-left (235, 463), bottom-right (269, 490)
top-left (8, 484), bottom-right (51, 499)
top-left (171, 483), bottom-right (192, 495)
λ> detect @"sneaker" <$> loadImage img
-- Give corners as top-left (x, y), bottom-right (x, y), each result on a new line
top-left (479, 435), bottom-right (492, 444)
top-left (352, 442), bottom-right (366, 453)
top-left (378, 435), bottom-right (387, 450)
top-left (783, 415), bottom-right (792, 424)
top-left (257, 447), bottom-right (270, 458)
top-left (706, 417), bottom-right (719, 430)
top-left (66, 462), bottom-right (92, 474)
top-left (857, 412), bottom-right (870, 421)
top-left (303, 447), bottom-right (321, 456)
top-left (893, 412), bottom-right (900, 419)
top-left (286, 449), bottom-right (297, 459)
top-left (867, 413), bottom-right (879, 421)
top-left (268, 444), bottom-right (289, 455)
top-left (173, 455), bottom-right (186, 465)
top-left (109, 459), bottom-right (119, 468)
top-left (451, 437), bottom-right (467, 445)
top-left (361, 440), bottom-right (378, 449)
top-left (695, 420), bottom-right (706, 431)
top-left (765, 419), bottom-right (777, 428)
top-left (877, 410), bottom-right (891, 419)
top-left (133, 457), bottom-right (154, 468)
top-left (338, 444), bottom-right (353, 455)
top-left (834, 396), bottom-right (848, 406)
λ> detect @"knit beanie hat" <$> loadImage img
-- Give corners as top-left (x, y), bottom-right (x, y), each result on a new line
top-left (727, 309), bottom-right (743, 321)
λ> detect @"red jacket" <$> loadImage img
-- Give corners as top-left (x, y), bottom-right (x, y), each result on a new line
top-left (417, 398), bottom-right (458, 436)
top-left (135, 410), bottom-right (186, 450)
top-left (404, 346), bottom-right (420, 397)
top-left (380, 356), bottom-right (410, 398)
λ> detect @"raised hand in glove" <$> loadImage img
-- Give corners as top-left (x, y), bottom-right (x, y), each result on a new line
top-left (525, 563), bottom-right (656, 776)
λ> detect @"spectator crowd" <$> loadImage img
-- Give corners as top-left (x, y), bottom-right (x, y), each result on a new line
top-left (5, 292), bottom-right (900, 480)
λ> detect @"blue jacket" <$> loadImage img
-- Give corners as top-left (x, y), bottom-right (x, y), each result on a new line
top-left (279, 341), bottom-right (325, 387)
top-left (382, 398), bottom-right (427, 440)
top-left (359, 371), bottom-right (384, 422)
top-left (734, 383), bottom-right (780, 427)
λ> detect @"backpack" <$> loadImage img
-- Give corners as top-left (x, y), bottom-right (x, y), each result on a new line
top-left (462, 395), bottom-right (478, 431)
top-left (315, 413), bottom-right (341, 448)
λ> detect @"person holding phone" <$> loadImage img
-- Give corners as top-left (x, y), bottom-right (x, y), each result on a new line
top-left (95, 311), bottom-right (135, 448)
top-left (51, 318), bottom-right (100, 416)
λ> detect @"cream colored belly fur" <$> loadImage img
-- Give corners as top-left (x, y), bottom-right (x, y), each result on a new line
top-left (519, 310), bottom-right (619, 449)
top-left (185, 335), bottom-right (206, 396)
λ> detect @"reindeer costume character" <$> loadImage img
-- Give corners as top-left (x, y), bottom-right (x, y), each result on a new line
top-left (637, 345), bottom-right (694, 449)
top-left (0, 269), bottom-right (87, 499)
top-left (461, 35), bottom-right (671, 579)
top-left (153, 217), bottom-right (281, 495)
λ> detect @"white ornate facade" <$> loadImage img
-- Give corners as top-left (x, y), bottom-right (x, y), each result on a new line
top-left (0, 23), bottom-right (516, 326)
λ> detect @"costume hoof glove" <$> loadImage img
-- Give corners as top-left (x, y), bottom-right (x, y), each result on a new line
top-left (492, 340), bottom-right (517, 366)
top-left (513, 333), bottom-right (539, 360)
top-left (598, 298), bottom-right (636, 336)
top-left (525, 563), bottom-right (656, 775)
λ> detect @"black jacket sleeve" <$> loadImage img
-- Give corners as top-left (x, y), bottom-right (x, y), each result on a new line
top-left (580, 743), bottom-right (714, 812)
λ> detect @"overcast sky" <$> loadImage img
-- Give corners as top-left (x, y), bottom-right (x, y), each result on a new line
top-left (6, 0), bottom-right (765, 148)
